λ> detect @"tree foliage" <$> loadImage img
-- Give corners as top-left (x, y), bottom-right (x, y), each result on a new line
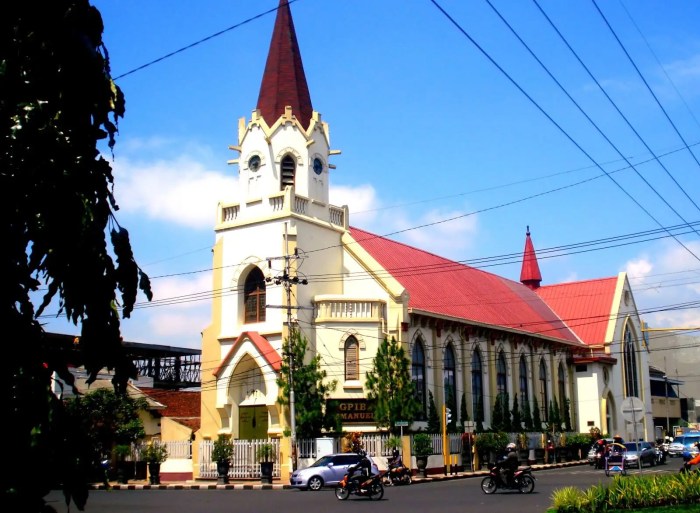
top-left (521, 397), bottom-right (534, 431)
top-left (365, 337), bottom-right (420, 431)
top-left (2, 3), bottom-right (151, 510)
top-left (427, 391), bottom-right (441, 433)
top-left (459, 392), bottom-right (469, 432)
top-left (532, 395), bottom-right (542, 432)
top-left (64, 388), bottom-right (148, 462)
top-left (511, 393), bottom-right (522, 432)
top-left (276, 329), bottom-right (341, 438)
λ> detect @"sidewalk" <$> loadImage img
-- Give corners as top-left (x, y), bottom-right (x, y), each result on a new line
top-left (91, 460), bottom-right (589, 491)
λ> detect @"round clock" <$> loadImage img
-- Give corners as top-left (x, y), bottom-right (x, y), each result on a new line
top-left (248, 155), bottom-right (261, 172)
top-left (313, 157), bottom-right (323, 175)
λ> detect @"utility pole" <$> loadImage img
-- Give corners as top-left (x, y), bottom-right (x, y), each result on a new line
top-left (266, 222), bottom-right (308, 471)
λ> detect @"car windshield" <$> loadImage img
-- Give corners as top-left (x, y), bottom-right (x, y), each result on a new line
top-left (623, 443), bottom-right (641, 451)
top-left (683, 436), bottom-right (700, 448)
top-left (310, 456), bottom-right (334, 468)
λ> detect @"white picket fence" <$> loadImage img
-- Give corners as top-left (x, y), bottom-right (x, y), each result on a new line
top-left (199, 438), bottom-right (281, 479)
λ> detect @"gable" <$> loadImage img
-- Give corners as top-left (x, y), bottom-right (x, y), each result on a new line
top-left (537, 276), bottom-right (619, 346)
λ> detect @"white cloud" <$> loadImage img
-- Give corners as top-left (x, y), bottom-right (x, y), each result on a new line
top-left (330, 183), bottom-right (379, 227)
top-left (124, 273), bottom-right (212, 349)
top-left (626, 242), bottom-right (700, 331)
top-left (111, 154), bottom-right (237, 229)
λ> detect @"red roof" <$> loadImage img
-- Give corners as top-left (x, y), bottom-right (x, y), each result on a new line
top-left (536, 277), bottom-right (619, 346)
top-left (256, 0), bottom-right (313, 129)
top-left (520, 227), bottom-right (542, 290)
top-left (214, 332), bottom-right (281, 377)
top-left (348, 227), bottom-right (581, 345)
top-left (139, 388), bottom-right (201, 418)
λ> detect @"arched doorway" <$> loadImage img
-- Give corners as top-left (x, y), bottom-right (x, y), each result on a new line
top-left (232, 355), bottom-right (269, 439)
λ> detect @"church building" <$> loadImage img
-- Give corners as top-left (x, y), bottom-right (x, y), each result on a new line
top-left (197, 0), bottom-right (652, 474)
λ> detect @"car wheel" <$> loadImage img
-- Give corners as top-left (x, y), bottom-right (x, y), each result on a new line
top-left (307, 476), bottom-right (324, 491)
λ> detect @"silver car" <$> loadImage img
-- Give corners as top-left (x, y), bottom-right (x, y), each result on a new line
top-left (623, 442), bottom-right (657, 467)
top-left (289, 453), bottom-right (380, 491)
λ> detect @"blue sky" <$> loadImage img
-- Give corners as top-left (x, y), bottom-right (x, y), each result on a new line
top-left (40, 0), bottom-right (700, 349)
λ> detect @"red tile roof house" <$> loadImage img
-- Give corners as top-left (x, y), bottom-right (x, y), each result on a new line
top-left (198, 0), bottom-right (652, 482)
top-left (140, 388), bottom-right (201, 482)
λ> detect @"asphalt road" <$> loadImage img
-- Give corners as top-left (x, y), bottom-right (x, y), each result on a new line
top-left (44, 464), bottom-right (678, 513)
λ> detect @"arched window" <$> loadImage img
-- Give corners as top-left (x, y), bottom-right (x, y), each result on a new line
top-left (623, 326), bottom-right (639, 398)
top-left (281, 155), bottom-right (295, 188)
top-left (244, 267), bottom-right (266, 323)
top-left (472, 348), bottom-right (483, 422)
top-left (539, 359), bottom-right (548, 422)
top-left (344, 336), bottom-right (359, 380)
top-left (412, 339), bottom-right (426, 419)
top-left (444, 344), bottom-right (456, 420)
top-left (519, 355), bottom-right (529, 403)
top-left (496, 351), bottom-right (507, 397)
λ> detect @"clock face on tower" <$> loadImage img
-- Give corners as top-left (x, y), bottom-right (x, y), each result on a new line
top-left (313, 157), bottom-right (323, 175)
top-left (248, 155), bottom-right (261, 172)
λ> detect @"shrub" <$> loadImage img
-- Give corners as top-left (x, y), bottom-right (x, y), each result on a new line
top-left (255, 443), bottom-right (276, 463)
top-left (413, 433), bottom-right (433, 457)
top-left (142, 440), bottom-right (168, 464)
top-left (211, 435), bottom-right (234, 463)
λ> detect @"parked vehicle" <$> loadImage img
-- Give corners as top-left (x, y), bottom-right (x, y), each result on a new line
top-left (623, 442), bottom-right (658, 468)
top-left (383, 460), bottom-right (412, 486)
top-left (334, 470), bottom-right (386, 500)
top-left (480, 465), bottom-right (536, 494)
top-left (669, 433), bottom-right (700, 458)
top-left (290, 453), bottom-right (379, 491)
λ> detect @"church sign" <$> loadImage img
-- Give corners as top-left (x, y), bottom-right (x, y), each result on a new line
top-left (329, 399), bottom-right (375, 424)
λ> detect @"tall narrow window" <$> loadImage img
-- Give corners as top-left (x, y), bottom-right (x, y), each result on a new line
top-left (444, 344), bottom-right (456, 420)
top-left (496, 351), bottom-right (507, 397)
top-left (623, 326), bottom-right (639, 398)
top-left (344, 336), bottom-right (359, 380)
top-left (281, 155), bottom-right (295, 188)
top-left (472, 349), bottom-right (483, 422)
top-left (244, 267), bottom-right (266, 323)
top-left (539, 359), bottom-right (548, 422)
top-left (412, 339), bottom-right (426, 419)
top-left (519, 355), bottom-right (529, 403)
top-left (558, 362), bottom-right (566, 411)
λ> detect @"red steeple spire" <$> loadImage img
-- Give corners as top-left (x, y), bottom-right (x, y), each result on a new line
top-left (520, 226), bottom-right (542, 290)
top-left (256, 0), bottom-right (313, 129)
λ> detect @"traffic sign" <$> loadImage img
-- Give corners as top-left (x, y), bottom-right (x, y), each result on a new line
top-left (621, 397), bottom-right (644, 423)
top-left (395, 420), bottom-right (408, 427)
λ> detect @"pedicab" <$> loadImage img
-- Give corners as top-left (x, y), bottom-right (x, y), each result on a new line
top-left (604, 442), bottom-right (627, 477)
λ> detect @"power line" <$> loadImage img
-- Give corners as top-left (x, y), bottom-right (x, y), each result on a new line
top-left (428, 0), bottom-right (700, 263)
top-left (113, 1), bottom-right (301, 80)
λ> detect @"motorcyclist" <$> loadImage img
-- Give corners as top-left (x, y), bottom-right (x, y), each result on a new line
top-left (388, 448), bottom-right (403, 469)
top-left (495, 442), bottom-right (519, 486)
top-left (683, 442), bottom-right (700, 471)
top-left (348, 450), bottom-right (373, 488)
top-left (594, 439), bottom-right (607, 469)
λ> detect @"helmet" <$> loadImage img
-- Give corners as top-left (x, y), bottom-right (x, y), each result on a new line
top-left (506, 443), bottom-right (517, 452)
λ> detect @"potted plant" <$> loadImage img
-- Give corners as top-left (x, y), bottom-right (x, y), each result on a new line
top-left (211, 435), bottom-right (234, 484)
top-left (142, 440), bottom-right (168, 485)
top-left (413, 433), bottom-right (433, 477)
top-left (113, 444), bottom-right (133, 484)
top-left (255, 443), bottom-right (276, 484)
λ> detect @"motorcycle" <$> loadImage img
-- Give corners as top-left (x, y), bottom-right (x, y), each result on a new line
top-left (480, 465), bottom-right (536, 494)
top-left (335, 470), bottom-right (386, 500)
top-left (679, 451), bottom-right (699, 474)
top-left (383, 460), bottom-right (412, 486)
